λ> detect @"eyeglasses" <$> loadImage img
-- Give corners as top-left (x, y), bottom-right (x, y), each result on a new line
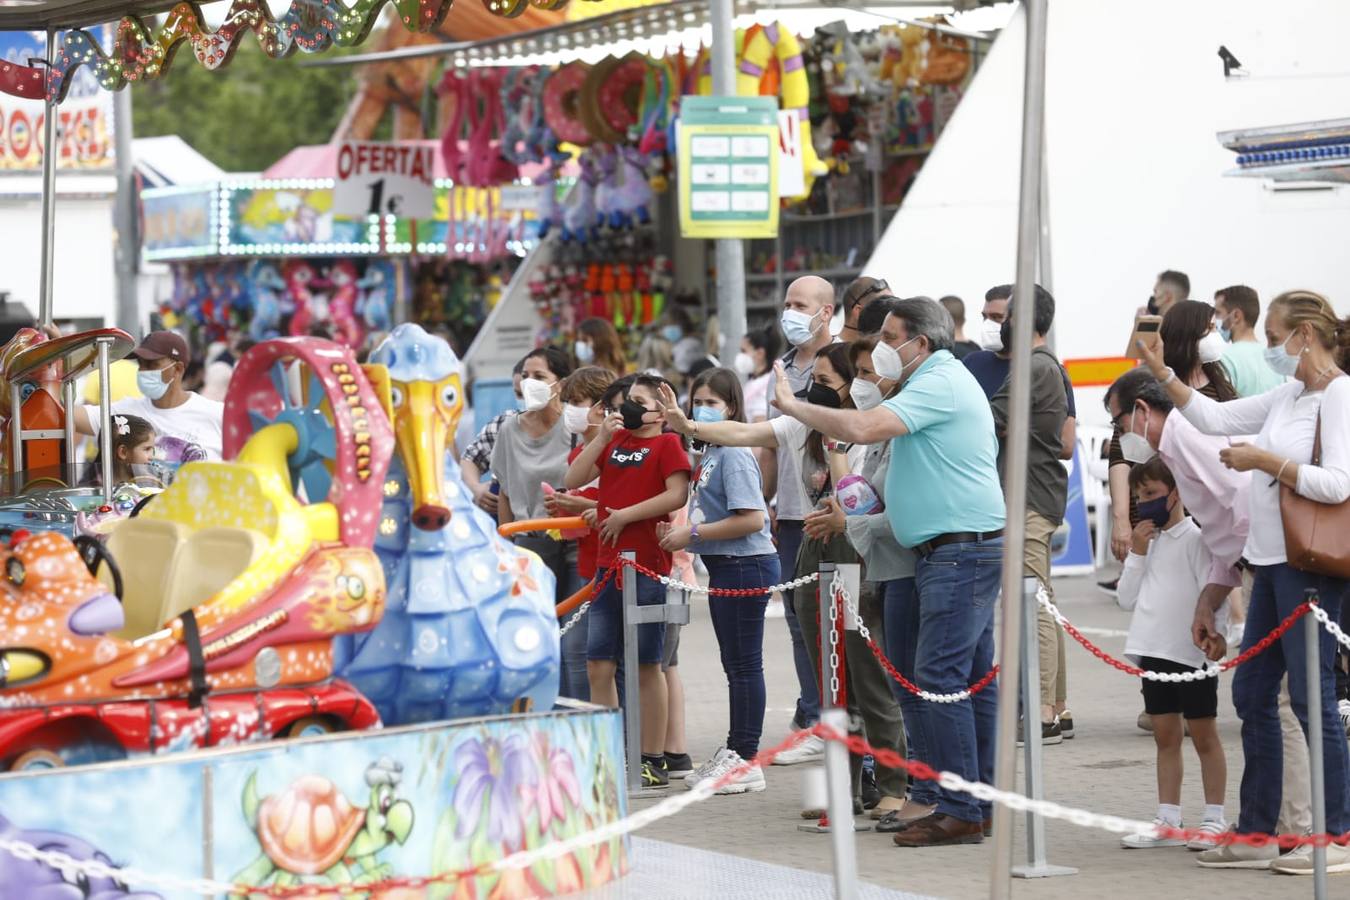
top-left (853, 280), bottom-right (890, 306)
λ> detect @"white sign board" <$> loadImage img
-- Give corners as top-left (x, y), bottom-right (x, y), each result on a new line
top-left (777, 110), bottom-right (807, 199)
top-left (334, 142), bottom-right (436, 219)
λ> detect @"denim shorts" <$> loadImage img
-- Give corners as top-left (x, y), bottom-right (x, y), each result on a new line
top-left (587, 568), bottom-right (667, 665)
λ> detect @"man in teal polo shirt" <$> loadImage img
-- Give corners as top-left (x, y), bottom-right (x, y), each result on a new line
top-left (772, 296), bottom-right (1005, 848)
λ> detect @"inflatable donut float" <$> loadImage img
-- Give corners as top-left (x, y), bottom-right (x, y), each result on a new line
top-left (694, 22), bottom-right (826, 200)
top-left (543, 60), bottom-right (593, 146)
top-left (592, 54), bottom-right (652, 143)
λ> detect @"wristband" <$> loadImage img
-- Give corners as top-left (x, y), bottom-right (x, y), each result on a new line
top-left (1275, 458), bottom-right (1292, 485)
top-left (1159, 367), bottom-right (1176, 387)
top-left (690, 524), bottom-right (699, 542)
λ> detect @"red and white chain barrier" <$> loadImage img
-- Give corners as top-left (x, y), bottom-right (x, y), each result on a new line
top-left (1037, 585), bottom-right (1313, 682)
top-left (6, 722), bottom-right (1349, 897)
top-left (558, 601), bottom-right (590, 636)
top-left (620, 557), bottom-right (819, 597)
top-left (1311, 603), bottom-right (1350, 651)
top-left (832, 574), bottom-right (1000, 703)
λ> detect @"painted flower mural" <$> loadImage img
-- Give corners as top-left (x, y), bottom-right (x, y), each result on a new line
top-left (452, 735), bottom-right (536, 849)
top-left (520, 734), bottom-right (581, 838)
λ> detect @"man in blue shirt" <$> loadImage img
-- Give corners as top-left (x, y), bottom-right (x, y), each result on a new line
top-left (772, 297), bottom-right (1005, 847)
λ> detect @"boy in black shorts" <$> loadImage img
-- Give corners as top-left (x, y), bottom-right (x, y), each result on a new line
top-left (1116, 458), bottom-right (1230, 849)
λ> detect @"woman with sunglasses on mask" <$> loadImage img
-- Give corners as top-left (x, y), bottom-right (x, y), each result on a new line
top-left (656, 343), bottom-right (906, 814)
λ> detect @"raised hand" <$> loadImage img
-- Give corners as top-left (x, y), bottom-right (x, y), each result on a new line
top-left (657, 383), bottom-right (693, 435)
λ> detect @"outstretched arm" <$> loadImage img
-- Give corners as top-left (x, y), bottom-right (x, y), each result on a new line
top-left (770, 362), bottom-right (906, 445)
top-left (656, 383), bottom-right (779, 448)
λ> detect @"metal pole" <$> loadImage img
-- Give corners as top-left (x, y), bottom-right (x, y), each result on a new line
top-left (38, 28), bottom-right (58, 328)
top-left (709, 0), bottom-right (746, 367)
top-left (1013, 578), bottom-right (1075, 878)
top-left (112, 86), bottom-right (139, 332)
top-left (621, 550), bottom-right (642, 796)
top-left (62, 379), bottom-right (76, 480)
top-left (990, 2), bottom-right (1049, 897)
top-left (818, 563), bottom-right (859, 900)
top-left (96, 338), bottom-right (114, 502)
top-left (1305, 592), bottom-right (1328, 898)
top-left (9, 384), bottom-right (23, 483)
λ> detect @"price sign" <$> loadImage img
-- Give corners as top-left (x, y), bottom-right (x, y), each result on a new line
top-left (678, 96), bottom-right (780, 239)
top-left (334, 142), bottom-right (436, 220)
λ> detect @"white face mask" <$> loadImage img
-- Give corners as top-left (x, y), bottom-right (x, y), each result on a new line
top-left (520, 377), bottom-right (554, 412)
top-left (873, 336), bottom-right (922, 382)
top-left (575, 341), bottom-right (594, 364)
top-left (1264, 333), bottom-right (1302, 377)
top-left (562, 403), bottom-right (592, 434)
top-left (979, 317), bottom-right (1006, 351)
top-left (1196, 331), bottom-right (1227, 365)
top-left (849, 377), bottom-right (884, 411)
top-left (733, 352), bottom-right (756, 379)
top-left (1119, 408), bottom-right (1156, 463)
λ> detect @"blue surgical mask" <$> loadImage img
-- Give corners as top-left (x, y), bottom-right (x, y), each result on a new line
top-left (780, 308), bottom-right (820, 347)
top-left (137, 368), bottom-right (171, 401)
top-left (1264, 333), bottom-right (1301, 377)
top-left (1214, 316), bottom-right (1232, 343)
top-left (575, 341), bottom-right (594, 363)
top-left (693, 406), bottom-right (725, 424)
top-left (1135, 494), bottom-right (1173, 529)
top-left (661, 325), bottom-right (683, 343)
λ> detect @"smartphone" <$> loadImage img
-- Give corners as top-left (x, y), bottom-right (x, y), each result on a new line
top-left (1125, 315), bottom-right (1163, 359)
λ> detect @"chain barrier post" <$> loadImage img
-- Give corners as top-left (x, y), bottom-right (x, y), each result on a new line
top-left (622, 553), bottom-right (688, 799)
top-left (1305, 588), bottom-right (1328, 898)
top-left (820, 563), bottom-right (860, 900)
top-left (1014, 579), bottom-right (1076, 878)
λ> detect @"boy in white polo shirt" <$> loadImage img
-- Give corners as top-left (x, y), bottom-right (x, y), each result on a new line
top-left (1117, 457), bottom-right (1229, 850)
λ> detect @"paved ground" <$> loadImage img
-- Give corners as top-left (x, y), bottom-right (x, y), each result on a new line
top-left (630, 572), bottom-right (1325, 899)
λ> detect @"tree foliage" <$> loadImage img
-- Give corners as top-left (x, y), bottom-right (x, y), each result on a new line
top-left (132, 40), bottom-right (360, 172)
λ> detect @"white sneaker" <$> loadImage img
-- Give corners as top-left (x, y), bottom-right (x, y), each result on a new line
top-left (765, 598), bottom-right (786, 619)
top-left (684, 747), bottom-right (732, 788)
top-left (1185, 818), bottom-right (1228, 851)
top-left (1338, 698), bottom-right (1350, 737)
top-left (771, 733), bottom-right (824, 765)
top-left (1225, 620), bottom-right (1245, 653)
top-left (1271, 841), bottom-right (1350, 875)
top-left (1195, 841), bottom-right (1280, 868)
top-left (1121, 818), bottom-right (1186, 849)
top-left (714, 762), bottom-right (766, 795)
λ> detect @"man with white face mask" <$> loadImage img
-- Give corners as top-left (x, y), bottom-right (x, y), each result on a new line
top-left (73, 330), bottom-right (224, 461)
top-left (766, 275), bottom-right (837, 762)
top-left (773, 297), bottom-right (1005, 846)
top-left (1104, 366), bottom-right (1312, 843)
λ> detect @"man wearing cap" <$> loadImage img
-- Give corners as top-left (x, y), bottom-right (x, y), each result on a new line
top-left (73, 331), bottom-right (225, 460)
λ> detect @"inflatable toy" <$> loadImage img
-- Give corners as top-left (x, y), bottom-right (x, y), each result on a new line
top-left (247, 260), bottom-right (287, 342)
top-left (327, 259), bottom-right (367, 350)
top-left (542, 61), bottom-right (593, 147)
top-left (335, 324), bottom-right (559, 724)
top-left (583, 54), bottom-right (650, 144)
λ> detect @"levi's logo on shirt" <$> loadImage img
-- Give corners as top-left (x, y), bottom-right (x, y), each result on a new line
top-left (609, 446), bottom-right (652, 467)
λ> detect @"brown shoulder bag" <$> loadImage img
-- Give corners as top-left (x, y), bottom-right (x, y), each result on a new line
top-left (1280, 392), bottom-right (1350, 578)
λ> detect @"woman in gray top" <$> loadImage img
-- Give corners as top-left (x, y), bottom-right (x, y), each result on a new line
top-left (490, 346), bottom-right (582, 697)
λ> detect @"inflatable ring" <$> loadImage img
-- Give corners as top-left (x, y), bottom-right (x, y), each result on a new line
top-left (591, 53), bottom-right (651, 143)
top-left (738, 21), bottom-right (826, 200)
top-left (542, 61), bottom-right (594, 147)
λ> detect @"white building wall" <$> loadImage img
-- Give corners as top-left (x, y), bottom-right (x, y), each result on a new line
top-left (0, 183), bottom-right (117, 323)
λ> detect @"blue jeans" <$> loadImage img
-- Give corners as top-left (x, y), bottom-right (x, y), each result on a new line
top-left (705, 553), bottom-right (780, 759)
top-left (1233, 563), bottom-right (1350, 835)
top-left (915, 537), bottom-right (1002, 823)
top-left (777, 519), bottom-right (819, 727)
top-left (883, 577), bottom-right (938, 806)
top-left (516, 534), bottom-right (588, 701)
top-left (587, 568), bottom-right (666, 665)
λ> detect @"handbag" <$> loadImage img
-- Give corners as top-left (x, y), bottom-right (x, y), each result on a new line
top-left (1280, 393), bottom-right (1350, 578)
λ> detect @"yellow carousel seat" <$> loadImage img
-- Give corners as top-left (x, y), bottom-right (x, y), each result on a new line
top-left (107, 446), bottom-right (327, 640)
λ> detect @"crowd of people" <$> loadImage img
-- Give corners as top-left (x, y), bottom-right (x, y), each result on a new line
top-left (463, 270), bottom-right (1350, 870)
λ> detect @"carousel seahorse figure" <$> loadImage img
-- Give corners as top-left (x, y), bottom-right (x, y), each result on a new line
top-left (334, 324), bottom-right (559, 724)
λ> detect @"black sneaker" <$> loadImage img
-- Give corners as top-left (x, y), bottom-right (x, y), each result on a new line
top-left (664, 752), bottom-right (694, 779)
top-left (641, 756), bottom-right (669, 788)
top-left (1015, 719), bottom-right (1063, 746)
top-left (861, 764), bottom-right (881, 810)
top-left (1096, 577), bottom-right (1119, 597)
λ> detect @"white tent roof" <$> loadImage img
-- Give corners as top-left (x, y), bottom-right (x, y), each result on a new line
top-left (866, 0), bottom-right (1350, 360)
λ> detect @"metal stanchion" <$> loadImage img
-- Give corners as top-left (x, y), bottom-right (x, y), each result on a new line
top-left (1305, 589), bottom-right (1328, 898)
top-left (1014, 578), bottom-right (1076, 879)
top-left (621, 551), bottom-right (690, 799)
top-left (813, 563), bottom-right (861, 900)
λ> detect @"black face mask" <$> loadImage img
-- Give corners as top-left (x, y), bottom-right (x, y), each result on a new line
top-left (998, 318), bottom-right (1012, 353)
top-left (1146, 294), bottom-right (1159, 315)
top-left (806, 382), bottom-right (842, 409)
top-left (620, 398), bottom-right (651, 430)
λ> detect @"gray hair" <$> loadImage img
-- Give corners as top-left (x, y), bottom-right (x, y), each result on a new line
top-left (889, 297), bottom-right (955, 352)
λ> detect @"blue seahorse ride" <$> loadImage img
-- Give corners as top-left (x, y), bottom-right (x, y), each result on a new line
top-left (334, 324), bottom-right (559, 723)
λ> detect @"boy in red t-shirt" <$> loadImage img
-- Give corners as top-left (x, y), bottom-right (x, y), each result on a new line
top-left (565, 374), bottom-right (690, 788)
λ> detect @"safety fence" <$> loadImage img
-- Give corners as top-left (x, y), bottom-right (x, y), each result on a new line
top-left (4, 720), bottom-right (1349, 898)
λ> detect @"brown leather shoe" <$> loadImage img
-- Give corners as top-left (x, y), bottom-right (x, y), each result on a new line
top-left (892, 813), bottom-right (985, 847)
